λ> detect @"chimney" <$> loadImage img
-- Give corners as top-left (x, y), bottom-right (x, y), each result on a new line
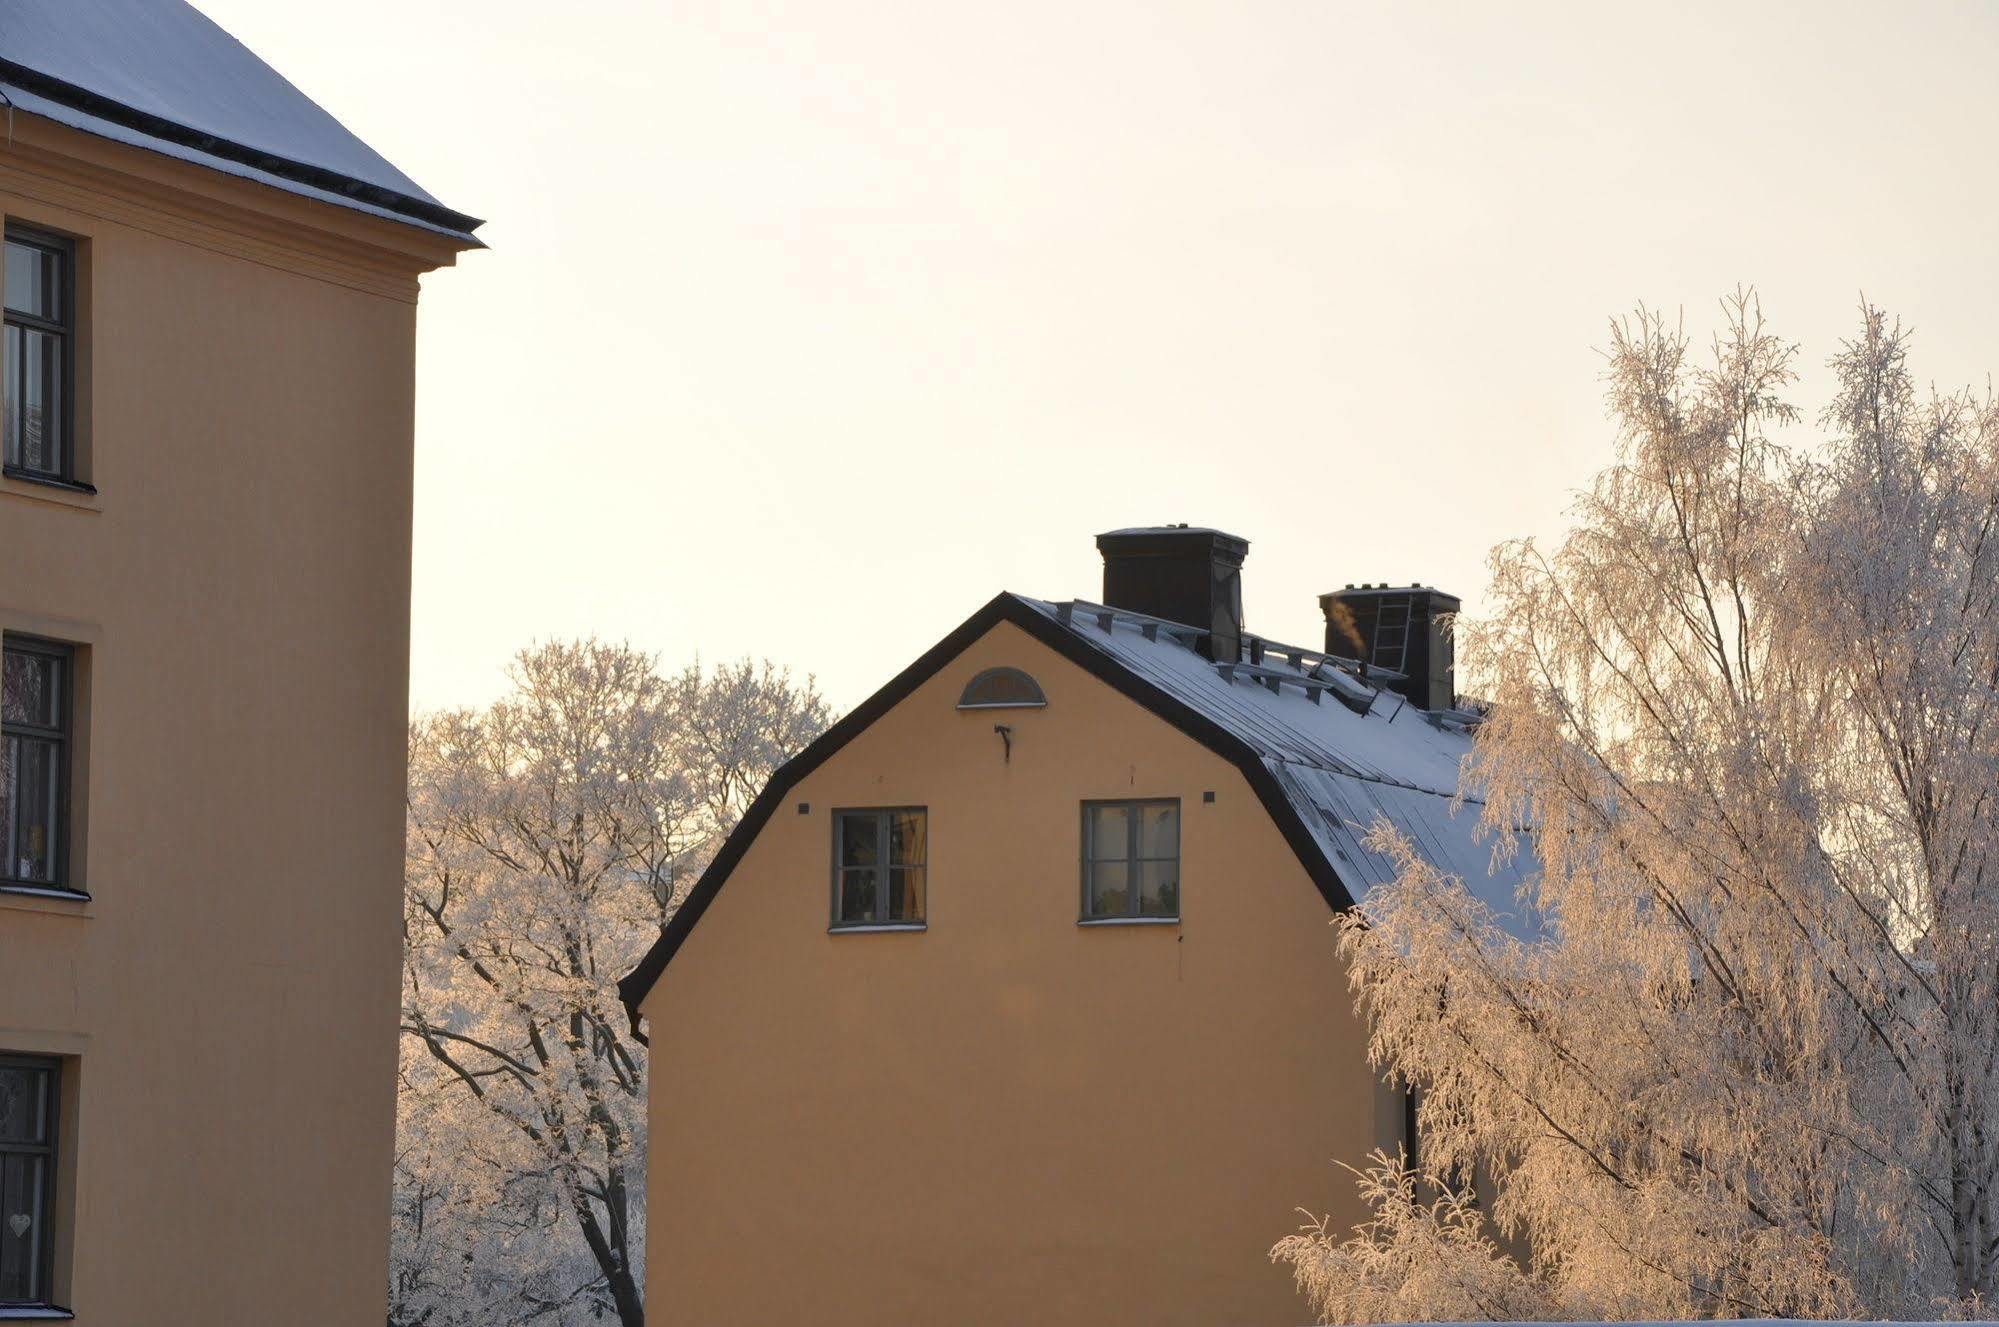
top-left (1097, 526), bottom-right (1248, 662)
top-left (1320, 584), bottom-right (1460, 711)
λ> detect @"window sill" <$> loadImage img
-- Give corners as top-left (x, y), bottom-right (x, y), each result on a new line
top-left (0, 1307), bottom-right (75, 1320)
top-left (1077, 916), bottom-right (1180, 927)
top-left (0, 469), bottom-right (98, 513)
top-left (0, 884), bottom-right (92, 917)
top-left (828, 923), bottom-right (927, 935)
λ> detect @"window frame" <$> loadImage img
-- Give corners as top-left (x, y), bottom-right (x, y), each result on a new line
top-left (0, 1052), bottom-right (61, 1311)
top-left (1079, 797), bottom-right (1181, 923)
top-left (1, 636), bottom-right (74, 895)
top-left (1, 226), bottom-right (77, 488)
top-left (828, 807), bottom-right (928, 932)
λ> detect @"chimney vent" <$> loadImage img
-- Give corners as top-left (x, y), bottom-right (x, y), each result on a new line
top-left (1320, 583), bottom-right (1460, 711)
top-left (1097, 526), bottom-right (1248, 662)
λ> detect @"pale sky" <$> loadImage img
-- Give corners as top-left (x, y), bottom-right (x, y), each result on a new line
top-left (195, 0), bottom-right (1999, 713)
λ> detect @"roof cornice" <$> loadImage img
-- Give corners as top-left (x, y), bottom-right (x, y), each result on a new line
top-left (0, 56), bottom-right (482, 238)
top-left (0, 116), bottom-right (469, 298)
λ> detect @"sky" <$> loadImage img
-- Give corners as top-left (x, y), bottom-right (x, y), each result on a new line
top-left (194, 0), bottom-right (1999, 714)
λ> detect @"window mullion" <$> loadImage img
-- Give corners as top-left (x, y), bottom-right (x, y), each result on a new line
top-left (3, 327), bottom-right (17, 469)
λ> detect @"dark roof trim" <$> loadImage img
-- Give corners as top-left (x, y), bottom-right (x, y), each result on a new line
top-left (616, 592), bottom-right (1362, 1031)
top-left (0, 58), bottom-right (484, 236)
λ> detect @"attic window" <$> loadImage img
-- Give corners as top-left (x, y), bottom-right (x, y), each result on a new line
top-left (956, 667), bottom-right (1046, 710)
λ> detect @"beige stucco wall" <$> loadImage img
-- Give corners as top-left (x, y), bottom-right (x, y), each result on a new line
top-left (642, 618), bottom-right (1395, 1326)
top-left (0, 118), bottom-right (464, 1323)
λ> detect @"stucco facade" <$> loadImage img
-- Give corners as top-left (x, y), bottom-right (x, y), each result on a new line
top-left (641, 619), bottom-right (1404, 1326)
top-left (0, 106), bottom-right (471, 1321)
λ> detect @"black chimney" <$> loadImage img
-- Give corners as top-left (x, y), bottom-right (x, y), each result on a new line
top-left (1320, 584), bottom-right (1460, 711)
top-left (1097, 526), bottom-right (1248, 662)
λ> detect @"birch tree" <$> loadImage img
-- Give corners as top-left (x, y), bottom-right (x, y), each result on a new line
top-left (1277, 294), bottom-right (1999, 1320)
top-left (394, 641), bottom-right (830, 1326)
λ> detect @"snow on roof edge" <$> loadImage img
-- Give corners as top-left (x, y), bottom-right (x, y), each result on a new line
top-left (0, 0), bottom-right (482, 244)
top-left (2, 79), bottom-right (482, 245)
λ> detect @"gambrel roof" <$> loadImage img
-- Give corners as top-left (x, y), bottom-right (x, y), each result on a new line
top-left (0, 0), bottom-right (481, 241)
top-left (620, 592), bottom-right (1538, 1026)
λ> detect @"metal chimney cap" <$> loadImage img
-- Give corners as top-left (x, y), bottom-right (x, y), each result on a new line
top-left (1096, 527), bottom-right (1250, 563)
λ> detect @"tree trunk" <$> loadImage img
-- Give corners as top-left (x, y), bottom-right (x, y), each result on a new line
top-left (572, 1189), bottom-right (644, 1325)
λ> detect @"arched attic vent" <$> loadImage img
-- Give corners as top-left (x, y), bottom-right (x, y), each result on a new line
top-left (956, 667), bottom-right (1047, 710)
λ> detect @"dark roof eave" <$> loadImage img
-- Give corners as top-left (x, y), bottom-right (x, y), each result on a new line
top-left (615, 592), bottom-right (1360, 1035)
top-left (0, 57), bottom-right (484, 238)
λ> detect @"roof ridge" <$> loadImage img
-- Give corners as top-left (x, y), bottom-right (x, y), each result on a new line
top-left (1045, 594), bottom-right (1405, 683)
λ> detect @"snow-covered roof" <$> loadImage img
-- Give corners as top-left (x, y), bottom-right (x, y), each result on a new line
top-left (0, 0), bottom-right (481, 243)
top-left (621, 589), bottom-right (1541, 1019)
top-left (1018, 596), bottom-right (1539, 938)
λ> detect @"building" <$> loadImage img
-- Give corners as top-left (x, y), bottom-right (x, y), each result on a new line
top-left (0, 3), bottom-right (479, 1320)
top-left (620, 526), bottom-right (1533, 1326)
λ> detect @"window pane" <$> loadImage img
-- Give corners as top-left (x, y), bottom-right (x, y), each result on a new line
top-left (19, 330), bottom-right (57, 476)
top-left (1084, 804), bottom-right (1129, 863)
top-left (2, 323), bottom-right (16, 469)
top-left (887, 811), bottom-right (924, 866)
top-left (39, 332), bottom-right (60, 476)
top-left (838, 814), bottom-right (879, 868)
top-left (887, 866), bottom-right (924, 922)
top-left (1086, 860), bottom-right (1129, 917)
top-left (2, 650), bottom-right (61, 728)
top-left (0, 1151), bottom-right (46, 1303)
top-left (1, 736), bottom-right (12, 871)
top-left (3, 243), bottom-right (32, 315)
top-left (7, 737), bottom-right (57, 883)
top-left (837, 868), bottom-right (879, 923)
top-left (1139, 860), bottom-right (1179, 916)
top-left (0, 1067), bottom-right (47, 1146)
top-left (2, 241), bottom-right (52, 319)
top-left (1138, 803), bottom-right (1177, 858)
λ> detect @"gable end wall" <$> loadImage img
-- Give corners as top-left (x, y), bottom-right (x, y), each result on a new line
top-left (643, 619), bottom-right (1396, 1326)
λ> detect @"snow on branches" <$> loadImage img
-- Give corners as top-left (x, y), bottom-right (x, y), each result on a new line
top-left (1279, 293), bottom-right (1999, 1321)
top-left (393, 641), bottom-right (830, 1327)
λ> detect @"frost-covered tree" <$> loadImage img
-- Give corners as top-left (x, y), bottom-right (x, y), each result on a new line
top-left (1277, 294), bottom-right (1999, 1320)
top-left (394, 641), bottom-right (831, 1326)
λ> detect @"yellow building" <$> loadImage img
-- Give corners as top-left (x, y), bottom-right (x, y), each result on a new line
top-left (0, 4), bottom-right (478, 1320)
top-left (621, 526), bottom-right (1531, 1326)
